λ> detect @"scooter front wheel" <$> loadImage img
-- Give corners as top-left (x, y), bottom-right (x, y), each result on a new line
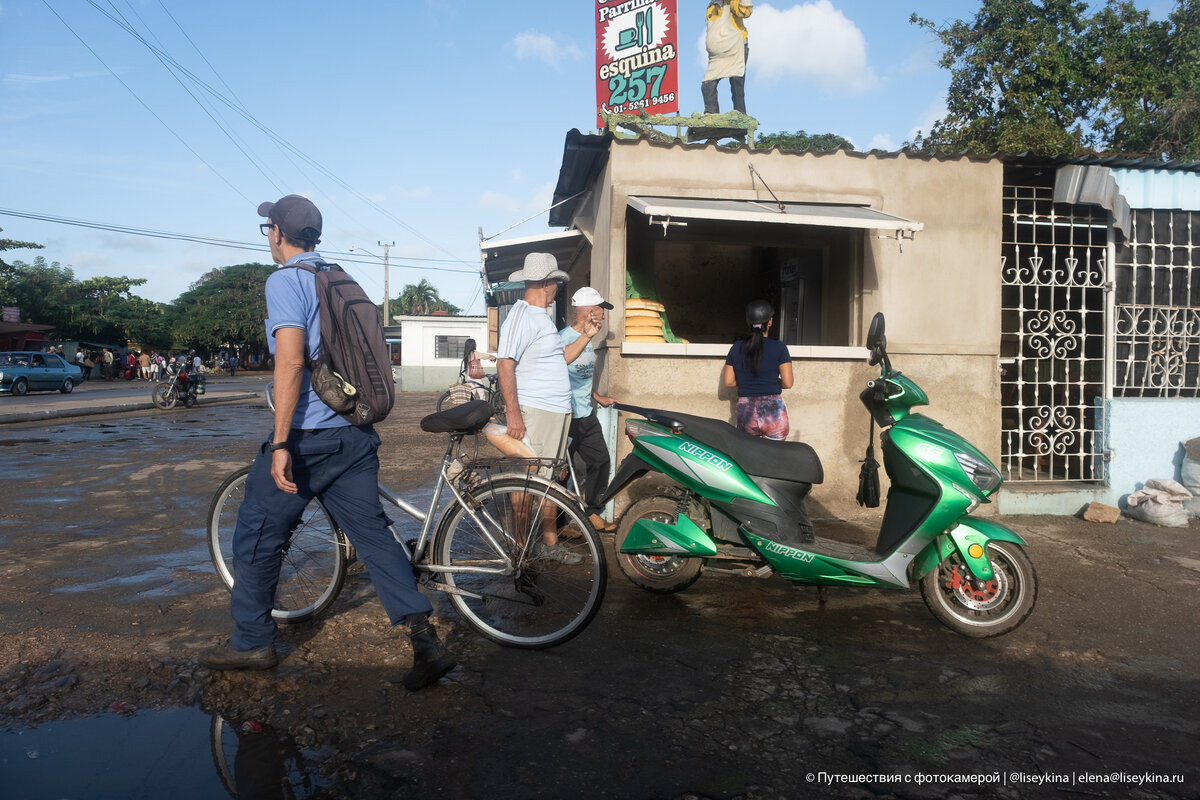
top-left (614, 495), bottom-right (703, 594)
top-left (919, 540), bottom-right (1037, 637)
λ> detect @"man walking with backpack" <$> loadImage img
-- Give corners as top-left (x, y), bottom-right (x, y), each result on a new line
top-left (200, 194), bottom-right (456, 691)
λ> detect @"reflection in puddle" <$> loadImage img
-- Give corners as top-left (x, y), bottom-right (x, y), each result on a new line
top-left (1, 707), bottom-right (327, 800)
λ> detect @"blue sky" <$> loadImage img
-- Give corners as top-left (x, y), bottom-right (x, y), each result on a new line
top-left (0, 0), bottom-right (1171, 314)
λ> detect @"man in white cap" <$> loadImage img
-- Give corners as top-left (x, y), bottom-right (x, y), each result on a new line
top-left (495, 252), bottom-right (581, 564)
top-left (560, 287), bottom-right (618, 531)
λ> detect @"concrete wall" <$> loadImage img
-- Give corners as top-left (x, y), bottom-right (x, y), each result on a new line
top-left (1106, 397), bottom-right (1200, 507)
top-left (572, 140), bottom-right (1005, 518)
top-left (397, 316), bottom-right (487, 392)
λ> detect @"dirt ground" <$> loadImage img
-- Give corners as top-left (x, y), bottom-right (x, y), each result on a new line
top-left (1, 391), bottom-right (1199, 799)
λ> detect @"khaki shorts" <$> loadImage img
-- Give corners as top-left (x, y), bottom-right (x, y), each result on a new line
top-left (519, 404), bottom-right (571, 478)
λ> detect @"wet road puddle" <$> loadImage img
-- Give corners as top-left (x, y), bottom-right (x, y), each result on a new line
top-left (2, 707), bottom-right (327, 799)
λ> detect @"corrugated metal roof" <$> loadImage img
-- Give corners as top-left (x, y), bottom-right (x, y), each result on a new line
top-left (548, 128), bottom-right (1200, 226)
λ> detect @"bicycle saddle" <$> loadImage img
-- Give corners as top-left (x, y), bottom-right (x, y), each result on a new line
top-left (420, 399), bottom-right (494, 434)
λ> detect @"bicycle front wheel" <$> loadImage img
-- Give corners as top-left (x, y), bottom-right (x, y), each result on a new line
top-left (432, 475), bottom-right (606, 649)
top-left (207, 466), bottom-right (348, 624)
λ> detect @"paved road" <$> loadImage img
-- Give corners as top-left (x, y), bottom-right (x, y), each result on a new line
top-left (0, 392), bottom-right (1197, 798)
top-left (0, 372), bottom-right (265, 424)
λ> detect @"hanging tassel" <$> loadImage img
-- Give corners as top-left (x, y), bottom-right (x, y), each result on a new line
top-left (857, 417), bottom-right (881, 508)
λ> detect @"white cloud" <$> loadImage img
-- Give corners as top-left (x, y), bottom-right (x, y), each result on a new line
top-left (528, 180), bottom-right (555, 217)
top-left (511, 31), bottom-right (583, 68)
top-left (745, 2), bottom-right (877, 93)
top-left (906, 95), bottom-right (948, 142)
top-left (402, 186), bottom-right (433, 198)
top-left (478, 190), bottom-right (520, 213)
top-left (3, 71), bottom-right (109, 85)
top-left (865, 134), bottom-right (895, 152)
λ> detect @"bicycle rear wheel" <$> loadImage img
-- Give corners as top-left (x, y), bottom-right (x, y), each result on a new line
top-left (432, 475), bottom-right (605, 649)
top-left (207, 466), bottom-right (348, 624)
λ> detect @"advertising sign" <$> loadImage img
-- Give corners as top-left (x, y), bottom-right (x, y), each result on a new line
top-left (595, 0), bottom-right (679, 127)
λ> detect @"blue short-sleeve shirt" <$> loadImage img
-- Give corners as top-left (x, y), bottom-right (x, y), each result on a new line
top-left (558, 325), bottom-right (596, 418)
top-left (495, 300), bottom-right (571, 414)
top-left (264, 253), bottom-right (349, 430)
top-left (725, 337), bottom-right (792, 398)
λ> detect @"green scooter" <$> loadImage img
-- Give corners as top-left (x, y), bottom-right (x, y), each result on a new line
top-left (599, 313), bottom-right (1037, 637)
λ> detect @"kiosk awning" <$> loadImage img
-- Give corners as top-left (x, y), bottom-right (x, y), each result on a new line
top-left (627, 196), bottom-right (924, 232)
top-left (480, 229), bottom-right (587, 284)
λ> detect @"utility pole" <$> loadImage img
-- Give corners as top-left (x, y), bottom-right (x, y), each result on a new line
top-left (379, 241), bottom-right (394, 325)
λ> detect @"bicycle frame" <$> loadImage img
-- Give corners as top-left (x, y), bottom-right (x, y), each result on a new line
top-left (266, 380), bottom-right (586, 593)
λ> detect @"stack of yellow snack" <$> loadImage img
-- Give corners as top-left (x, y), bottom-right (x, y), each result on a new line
top-left (624, 298), bottom-right (667, 342)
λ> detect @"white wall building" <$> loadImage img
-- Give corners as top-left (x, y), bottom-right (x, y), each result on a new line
top-left (397, 315), bottom-right (487, 392)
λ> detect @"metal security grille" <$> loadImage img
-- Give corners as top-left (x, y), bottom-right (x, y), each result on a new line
top-left (434, 335), bottom-right (470, 360)
top-left (1000, 178), bottom-right (1108, 482)
top-left (1113, 210), bottom-right (1200, 397)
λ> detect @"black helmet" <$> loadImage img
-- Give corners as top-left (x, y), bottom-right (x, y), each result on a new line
top-left (746, 299), bottom-right (774, 327)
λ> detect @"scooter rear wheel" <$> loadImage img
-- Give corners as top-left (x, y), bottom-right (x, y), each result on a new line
top-left (919, 540), bottom-right (1037, 637)
top-left (614, 495), bottom-right (703, 594)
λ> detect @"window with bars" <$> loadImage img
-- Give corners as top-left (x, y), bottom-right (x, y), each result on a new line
top-left (1000, 172), bottom-right (1108, 482)
top-left (1113, 210), bottom-right (1200, 398)
top-left (434, 335), bottom-right (470, 360)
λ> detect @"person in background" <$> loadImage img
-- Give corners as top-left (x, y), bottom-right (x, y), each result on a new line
top-left (722, 299), bottom-right (792, 440)
top-left (559, 287), bottom-right (618, 532)
top-left (461, 338), bottom-right (496, 400)
top-left (138, 349), bottom-right (151, 381)
top-left (229, 349), bottom-right (237, 377)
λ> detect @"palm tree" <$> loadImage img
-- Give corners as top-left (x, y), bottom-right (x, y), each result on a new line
top-left (399, 280), bottom-right (442, 315)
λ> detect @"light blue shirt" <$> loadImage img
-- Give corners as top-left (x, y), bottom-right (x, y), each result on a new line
top-left (496, 300), bottom-right (571, 414)
top-left (559, 325), bottom-right (596, 418)
top-left (264, 252), bottom-right (349, 430)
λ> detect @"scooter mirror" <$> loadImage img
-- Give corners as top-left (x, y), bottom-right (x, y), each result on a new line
top-left (866, 313), bottom-right (885, 349)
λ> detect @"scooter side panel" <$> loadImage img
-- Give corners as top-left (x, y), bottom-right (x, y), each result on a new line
top-left (620, 515), bottom-right (719, 557)
top-left (633, 435), bottom-right (776, 506)
top-left (741, 531), bottom-right (910, 587)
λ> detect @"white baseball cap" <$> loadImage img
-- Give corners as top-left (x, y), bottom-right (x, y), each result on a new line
top-left (570, 287), bottom-right (613, 309)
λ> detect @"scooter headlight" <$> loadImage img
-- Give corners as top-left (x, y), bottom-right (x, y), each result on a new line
top-left (955, 451), bottom-right (1002, 494)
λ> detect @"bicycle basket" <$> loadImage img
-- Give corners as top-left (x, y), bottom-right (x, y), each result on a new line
top-left (446, 382), bottom-right (474, 406)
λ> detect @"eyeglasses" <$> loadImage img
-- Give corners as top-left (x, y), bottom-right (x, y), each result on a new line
top-left (259, 223), bottom-right (275, 237)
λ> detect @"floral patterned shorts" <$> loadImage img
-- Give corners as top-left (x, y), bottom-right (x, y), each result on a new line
top-left (735, 395), bottom-right (789, 440)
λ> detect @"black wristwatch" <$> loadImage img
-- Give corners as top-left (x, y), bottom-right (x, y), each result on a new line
top-left (268, 441), bottom-right (289, 452)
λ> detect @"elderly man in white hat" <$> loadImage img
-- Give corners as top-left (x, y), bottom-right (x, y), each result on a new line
top-left (560, 287), bottom-right (618, 531)
top-left (495, 252), bottom-right (581, 564)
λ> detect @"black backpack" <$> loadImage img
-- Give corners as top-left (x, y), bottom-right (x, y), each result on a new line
top-left (291, 262), bottom-right (394, 426)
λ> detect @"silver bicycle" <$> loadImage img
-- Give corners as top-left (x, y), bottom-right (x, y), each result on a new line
top-left (207, 399), bottom-right (606, 649)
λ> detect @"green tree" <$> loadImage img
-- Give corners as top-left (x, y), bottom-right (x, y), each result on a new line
top-left (0, 257), bottom-right (74, 324)
top-left (910, 0), bottom-right (1200, 159)
top-left (172, 263), bottom-right (275, 359)
top-left (0, 227), bottom-right (44, 272)
top-left (1091, 0), bottom-right (1200, 159)
top-left (910, 0), bottom-right (1098, 156)
top-left (755, 130), bottom-right (855, 151)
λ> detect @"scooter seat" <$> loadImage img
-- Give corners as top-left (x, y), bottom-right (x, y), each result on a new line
top-left (646, 410), bottom-right (824, 484)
